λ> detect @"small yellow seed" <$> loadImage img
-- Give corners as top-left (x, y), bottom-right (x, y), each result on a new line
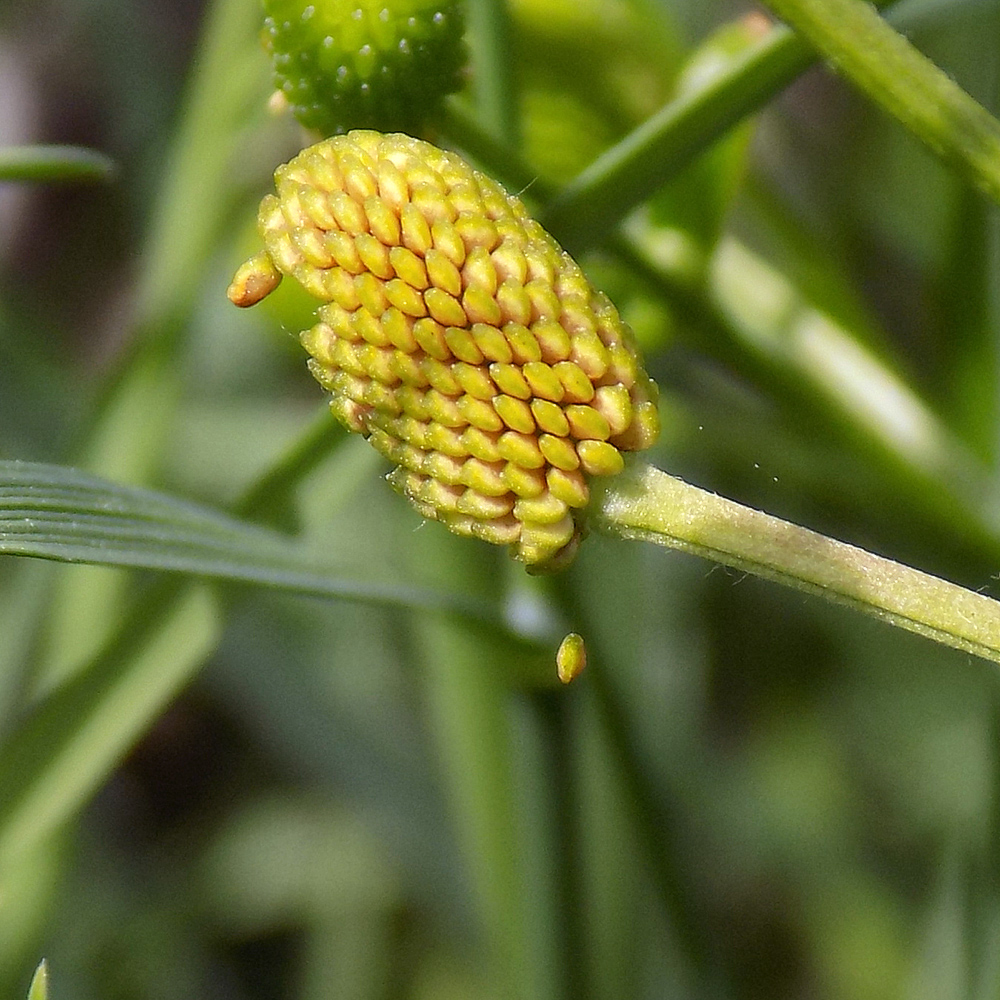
top-left (425, 248), bottom-right (463, 297)
top-left (425, 286), bottom-right (467, 327)
top-left (523, 361), bottom-right (565, 403)
top-left (538, 434), bottom-right (580, 472)
top-left (577, 439), bottom-right (625, 477)
top-left (452, 361), bottom-right (494, 399)
top-left (401, 203), bottom-right (432, 254)
top-left (531, 399), bottom-right (570, 437)
top-left (412, 318), bottom-right (450, 361)
top-left (461, 458), bottom-right (509, 496)
top-left (462, 426), bottom-right (502, 462)
top-left (365, 195), bottom-right (402, 246)
top-left (504, 323), bottom-right (542, 364)
top-left (431, 218), bottom-right (466, 265)
top-left (547, 466), bottom-right (589, 507)
top-left (514, 493), bottom-right (568, 525)
top-left (326, 230), bottom-right (364, 274)
top-left (532, 320), bottom-right (572, 363)
top-left (382, 308), bottom-right (418, 353)
top-left (329, 190), bottom-right (368, 234)
top-left (502, 462), bottom-right (546, 498)
top-left (472, 324), bottom-right (513, 363)
top-left (463, 285), bottom-right (502, 326)
top-left (489, 362), bottom-right (532, 400)
top-left (493, 395), bottom-right (535, 435)
top-left (565, 405), bottom-right (611, 441)
top-left (390, 246), bottom-right (429, 289)
top-left (227, 253), bottom-right (282, 308)
top-left (457, 488), bottom-right (514, 519)
top-left (355, 232), bottom-right (393, 278)
top-left (457, 394), bottom-right (504, 433)
top-left (497, 431), bottom-right (545, 469)
top-left (496, 281), bottom-right (533, 326)
top-left (425, 423), bottom-right (468, 458)
top-left (556, 633), bottom-right (586, 684)
top-left (385, 278), bottom-right (428, 318)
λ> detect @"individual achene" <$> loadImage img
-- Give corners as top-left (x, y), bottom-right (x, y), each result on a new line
top-left (229, 131), bottom-right (660, 570)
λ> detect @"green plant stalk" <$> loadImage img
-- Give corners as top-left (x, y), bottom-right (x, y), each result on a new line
top-left (539, 20), bottom-right (811, 252)
top-left (595, 462), bottom-right (1000, 665)
top-left (440, 109), bottom-right (996, 559)
top-left (538, 0), bottom-right (910, 252)
top-left (415, 617), bottom-right (539, 999)
top-left (534, 0), bottom-right (1000, 253)
top-left (581, 659), bottom-right (726, 996)
top-left (462, 0), bottom-right (519, 147)
top-left (760, 0), bottom-right (1000, 208)
top-left (0, 146), bottom-right (114, 184)
top-left (135, 0), bottom-right (269, 329)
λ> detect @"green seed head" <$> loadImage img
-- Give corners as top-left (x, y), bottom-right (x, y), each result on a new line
top-left (230, 131), bottom-right (660, 569)
top-left (263, 0), bottom-right (466, 135)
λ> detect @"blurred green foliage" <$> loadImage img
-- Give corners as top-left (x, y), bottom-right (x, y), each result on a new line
top-left (3, 0), bottom-right (1000, 997)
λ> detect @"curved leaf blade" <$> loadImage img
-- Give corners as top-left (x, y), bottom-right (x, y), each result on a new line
top-left (0, 460), bottom-right (497, 624)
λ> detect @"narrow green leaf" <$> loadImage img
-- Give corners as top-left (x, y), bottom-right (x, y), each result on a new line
top-left (0, 460), bottom-right (498, 624)
top-left (26, 960), bottom-right (47, 1000)
top-left (0, 146), bottom-right (114, 183)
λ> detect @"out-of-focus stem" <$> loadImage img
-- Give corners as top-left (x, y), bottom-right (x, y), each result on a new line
top-left (464, 0), bottom-right (519, 147)
top-left (761, 0), bottom-right (1000, 208)
top-left (0, 146), bottom-right (114, 183)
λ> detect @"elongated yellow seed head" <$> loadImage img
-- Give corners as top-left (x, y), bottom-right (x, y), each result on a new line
top-left (230, 131), bottom-right (659, 568)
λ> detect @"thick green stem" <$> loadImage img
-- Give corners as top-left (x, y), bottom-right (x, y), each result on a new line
top-left (761, 0), bottom-right (1000, 207)
top-left (594, 463), bottom-right (1000, 666)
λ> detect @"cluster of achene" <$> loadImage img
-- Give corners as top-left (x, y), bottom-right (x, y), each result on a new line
top-left (230, 131), bottom-right (659, 568)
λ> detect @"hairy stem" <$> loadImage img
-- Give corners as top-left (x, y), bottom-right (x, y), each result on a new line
top-left (594, 463), bottom-right (1000, 665)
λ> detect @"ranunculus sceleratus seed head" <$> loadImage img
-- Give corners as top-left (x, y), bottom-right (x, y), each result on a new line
top-left (229, 131), bottom-right (659, 569)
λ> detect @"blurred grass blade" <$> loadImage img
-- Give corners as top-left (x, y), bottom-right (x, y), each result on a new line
top-left (416, 618), bottom-right (542, 999)
top-left (464, 0), bottom-right (519, 145)
top-left (0, 461), bottom-right (496, 622)
top-left (26, 960), bottom-right (47, 1000)
top-left (761, 0), bottom-right (1000, 208)
top-left (136, 0), bottom-right (271, 327)
top-left (0, 146), bottom-right (115, 184)
top-left (0, 582), bottom-right (219, 875)
top-left (540, 18), bottom-right (812, 252)
top-left (538, 0), bottom-right (985, 252)
top-left (707, 237), bottom-right (971, 484)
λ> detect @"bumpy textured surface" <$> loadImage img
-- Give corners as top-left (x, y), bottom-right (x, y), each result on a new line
top-left (229, 131), bottom-right (659, 568)
top-left (263, 0), bottom-right (465, 135)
